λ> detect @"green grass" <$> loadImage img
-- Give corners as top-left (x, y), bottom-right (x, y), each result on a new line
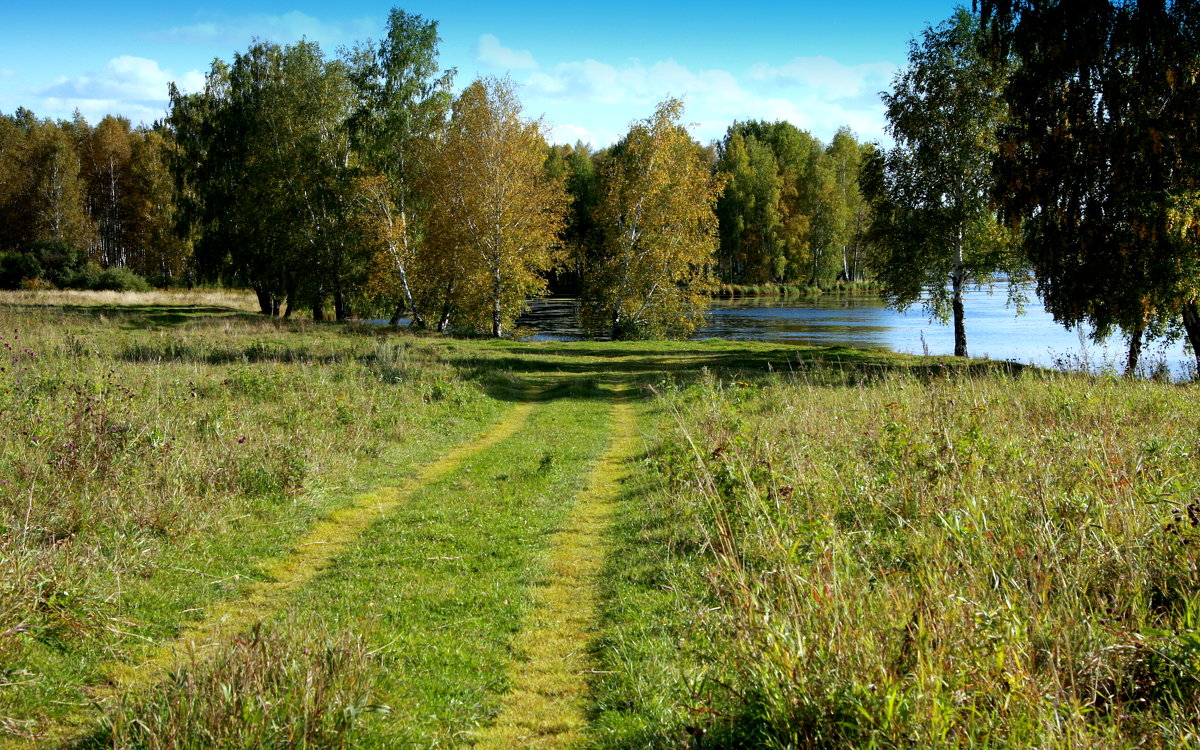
top-left (587, 366), bottom-right (1200, 748)
top-left (3, 292), bottom-right (1198, 748)
top-left (0, 306), bottom-right (504, 743)
top-left (267, 392), bottom-right (612, 747)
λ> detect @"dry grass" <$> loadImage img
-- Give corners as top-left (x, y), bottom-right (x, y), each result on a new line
top-left (95, 622), bottom-right (380, 749)
top-left (0, 288), bottom-right (258, 311)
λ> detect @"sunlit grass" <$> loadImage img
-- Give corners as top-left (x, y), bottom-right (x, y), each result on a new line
top-left (5, 297), bottom-right (1193, 748)
top-left (0, 305), bottom-right (501, 742)
top-left (592, 366), bottom-right (1200, 747)
top-left (0, 287), bottom-right (258, 311)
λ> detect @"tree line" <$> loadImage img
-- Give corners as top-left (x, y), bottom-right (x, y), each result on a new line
top-left (0, 7), bottom-right (873, 339)
top-left (1, 2), bottom-right (1197, 368)
top-left (0, 110), bottom-right (184, 290)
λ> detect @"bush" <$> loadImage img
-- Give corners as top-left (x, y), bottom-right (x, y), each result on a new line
top-left (0, 242), bottom-right (151, 292)
top-left (64, 261), bottom-right (104, 290)
top-left (33, 240), bottom-right (89, 287)
top-left (94, 267), bottom-right (152, 292)
top-left (610, 318), bottom-right (655, 341)
top-left (19, 277), bottom-right (55, 291)
top-left (0, 251), bottom-right (43, 289)
top-left (63, 263), bottom-right (152, 292)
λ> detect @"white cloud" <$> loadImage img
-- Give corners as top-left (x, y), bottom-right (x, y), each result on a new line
top-left (750, 56), bottom-right (898, 100)
top-left (0, 69), bottom-right (16, 80)
top-left (38, 56), bottom-right (203, 104)
top-left (475, 34), bottom-right (537, 70)
top-left (159, 12), bottom-right (375, 48)
top-left (38, 98), bottom-right (170, 126)
top-left (546, 122), bottom-right (619, 150)
top-left (32, 56), bottom-right (206, 125)
top-left (527, 59), bottom-right (623, 102)
top-left (518, 55), bottom-right (894, 147)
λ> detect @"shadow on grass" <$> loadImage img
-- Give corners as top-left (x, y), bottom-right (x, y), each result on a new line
top-left (450, 343), bottom-right (1033, 404)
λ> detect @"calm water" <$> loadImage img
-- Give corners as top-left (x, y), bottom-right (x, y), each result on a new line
top-left (518, 288), bottom-right (1197, 377)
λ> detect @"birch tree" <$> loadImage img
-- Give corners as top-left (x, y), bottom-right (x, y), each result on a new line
top-left (583, 99), bottom-right (724, 339)
top-left (982, 0), bottom-right (1200, 374)
top-left (421, 77), bottom-right (567, 337)
top-left (346, 8), bottom-right (453, 327)
top-left (864, 8), bottom-right (1020, 358)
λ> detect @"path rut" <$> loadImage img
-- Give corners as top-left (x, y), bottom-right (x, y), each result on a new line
top-left (475, 395), bottom-right (640, 748)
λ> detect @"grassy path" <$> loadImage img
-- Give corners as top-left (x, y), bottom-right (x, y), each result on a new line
top-left (475, 396), bottom-right (639, 748)
top-left (6, 335), bottom-right (826, 747)
top-left (13, 400), bottom-right (537, 748)
top-left (107, 400), bottom-right (539, 689)
top-left (269, 384), bottom-right (617, 747)
top-left (15, 301), bottom-right (1188, 746)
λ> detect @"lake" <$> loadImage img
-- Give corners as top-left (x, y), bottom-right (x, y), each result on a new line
top-left (517, 288), bottom-right (1197, 378)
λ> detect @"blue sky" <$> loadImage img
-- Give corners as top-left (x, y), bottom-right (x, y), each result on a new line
top-left (0, 1), bottom-right (961, 147)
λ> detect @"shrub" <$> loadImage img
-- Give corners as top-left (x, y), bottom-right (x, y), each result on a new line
top-left (0, 251), bottom-right (43, 289)
top-left (64, 261), bottom-right (104, 290)
top-left (18, 277), bottom-right (55, 291)
top-left (32, 241), bottom-right (89, 287)
top-left (63, 263), bottom-right (152, 292)
top-left (94, 266), bottom-right (152, 292)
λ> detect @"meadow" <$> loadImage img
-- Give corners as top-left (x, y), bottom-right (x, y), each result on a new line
top-left (0, 291), bottom-right (1197, 748)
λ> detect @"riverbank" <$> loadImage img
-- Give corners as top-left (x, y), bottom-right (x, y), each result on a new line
top-left (1, 293), bottom-right (1196, 747)
top-left (716, 279), bottom-right (879, 298)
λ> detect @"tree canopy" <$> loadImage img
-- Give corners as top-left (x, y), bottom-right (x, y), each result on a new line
top-left (981, 0), bottom-right (1200, 372)
top-left (6, 2), bottom-right (1200, 365)
top-left (421, 77), bottom-right (567, 337)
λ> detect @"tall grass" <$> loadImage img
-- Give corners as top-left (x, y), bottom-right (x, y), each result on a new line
top-left (0, 307), bottom-right (492, 737)
top-left (642, 367), bottom-right (1200, 747)
top-left (91, 623), bottom-right (383, 749)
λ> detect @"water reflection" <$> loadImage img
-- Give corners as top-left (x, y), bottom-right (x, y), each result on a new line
top-left (516, 289), bottom-right (1196, 377)
top-left (703, 294), bottom-right (899, 350)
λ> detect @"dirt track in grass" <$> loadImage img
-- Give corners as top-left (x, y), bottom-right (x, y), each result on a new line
top-left (475, 395), bottom-right (640, 749)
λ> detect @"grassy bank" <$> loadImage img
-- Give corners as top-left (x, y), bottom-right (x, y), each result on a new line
top-left (2, 291), bottom-right (1197, 748)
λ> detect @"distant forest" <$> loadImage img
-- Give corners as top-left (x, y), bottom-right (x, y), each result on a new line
top-left (1, 1), bottom-right (1198, 369)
